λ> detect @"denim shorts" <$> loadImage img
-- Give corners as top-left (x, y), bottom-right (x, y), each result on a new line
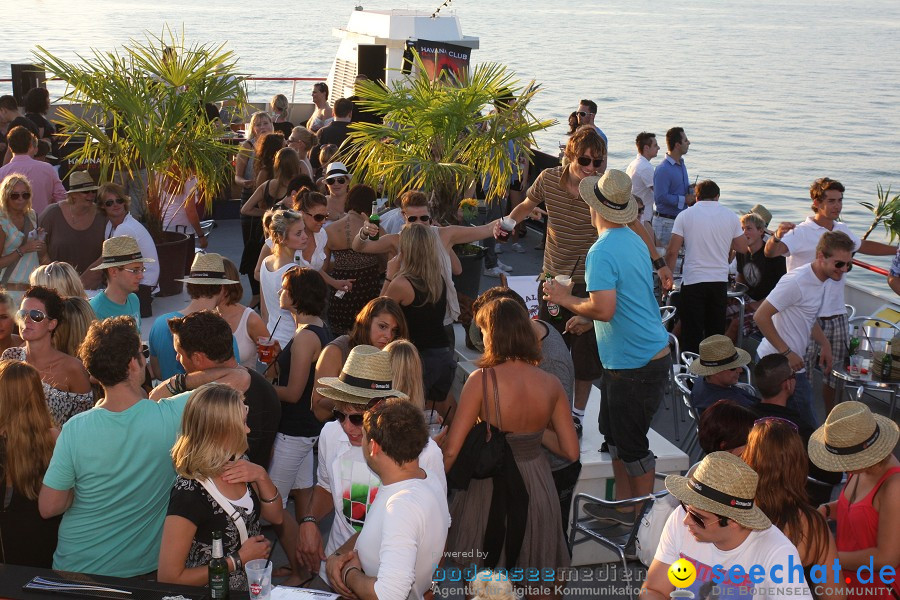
top-left (598, 354), bottom-right (672, 475)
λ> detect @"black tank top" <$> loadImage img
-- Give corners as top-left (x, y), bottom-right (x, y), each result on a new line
top-left (276, 323), bottom-right (333, 437)
top-left (402, 282), bottom-right (448, 350)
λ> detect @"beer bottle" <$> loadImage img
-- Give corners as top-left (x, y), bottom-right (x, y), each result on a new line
top-left (209, 530), bottom-right (229, 599)
top-left (545, 273), bottom-right (563, 321)
top-left (848, 326), bottom-right (860, 356)
top-left (881, 342), bottom-right (893, 381)
top-left (369, 201), bottom-right (380, 241)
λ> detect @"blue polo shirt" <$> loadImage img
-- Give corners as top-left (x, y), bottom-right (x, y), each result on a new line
top-left (653, 154), bottom-right (690, 217)
top-left (585, 227), bottom-right (668, 369)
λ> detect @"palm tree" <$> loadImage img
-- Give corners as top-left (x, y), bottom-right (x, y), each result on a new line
top-left (33, 27), bottom-right (247, 239)
top-left (339, 51), bottom-right (554, 223)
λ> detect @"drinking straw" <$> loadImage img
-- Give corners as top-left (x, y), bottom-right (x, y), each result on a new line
top-left (569, 256), bottom-right (581, 278)
top-left (267, 316), bottom-right (281, 343)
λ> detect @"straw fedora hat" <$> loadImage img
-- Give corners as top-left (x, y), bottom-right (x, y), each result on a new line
top-left (578, 169), bottom-right (637, 225)
top-left (90, 236), bottom-right (155, 270)
top-left (666, 451), bottom-right (771, 530)
top-left (689, 335), bottom-right (751, 377)
top-left (317, 345), bottom-right (408, 405)
top-left (176, 253), bottom-right (239, 285)
top-left (67, 171), bottom-right (99, 192)
top-left (808, 401), bottom-right (899, 472)
top-left (749, 204), bottom-right (773, 228)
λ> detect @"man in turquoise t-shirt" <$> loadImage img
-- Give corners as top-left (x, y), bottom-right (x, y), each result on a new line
top-left (39, 316), bottom-right (190, 577)
top-left (88, 235), bottom-right (155, 329)
top-left (544, 169), bottom-right (670, 522)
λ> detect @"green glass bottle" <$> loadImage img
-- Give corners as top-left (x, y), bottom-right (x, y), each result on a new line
top-left (209, 530), bottom-right (229, 599)
top-left (545, 273), bottom-right (563, 321)
top-left (369, 201), bottom-right (380, 241)
top-left (881, 342), bottom-right (893, 381)
top-left (848, 326), bottom-right (860, 356)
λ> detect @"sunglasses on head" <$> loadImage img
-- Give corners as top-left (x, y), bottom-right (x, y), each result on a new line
top-left (16, 309), bottom-right (47, 323)
top-left (103, 198), bottom-right (126, 208)
top-left (753, 416), bottom-right (799, 432)
top-left (9, 192), bottom-right (31, 201)
top-left (305, 211), bottom-right (328, 222)
top-left (407, 214), bottom-right (432, 223)
top-left (333, 409), bottom-right (365, 426)
top-left (576, 156), bottom-right (604, 168)
top-left (325, 176), bottom-right (347, 185)
top-left (680, 502), bottom-right (728, 529)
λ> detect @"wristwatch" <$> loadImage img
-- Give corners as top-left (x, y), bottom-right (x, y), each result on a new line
top-left (652, 257), bottom-right (666, 271)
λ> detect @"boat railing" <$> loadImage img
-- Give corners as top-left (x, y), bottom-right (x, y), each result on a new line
top-left (854, 258), bottom-right (889, 277)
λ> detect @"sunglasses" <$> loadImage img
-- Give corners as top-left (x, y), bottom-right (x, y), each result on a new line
top-left (406, 214), bottom-right (432, 223)
top-left (76, 190), bottom-right (97, 195)
top-left (576, 156), bottom-right (604, 168)
top-left (833, 260), bottom-right (853, 271)
top-left (680, 502), bottom-right (728, 529)
top-left (141, 343), bottom-right (150, 359)
top-left (120, 266), bottom-right (146, 274)
top-left (333, 409), bottom-right (365, 426)
top-left (576, 111), bottom-right (595, 118)
top-left (103, 198), bottom-right (126, 208)
top-left (753, 416), bottom-right (799, 432)
top-left (9, 192), bottom-right (31, 201)
top-left (325, 177), bottom-right (347, 185)
top-left (305, 211), bottom-right (328, 222)
top-left (16, 309), bottom-right (47, 323)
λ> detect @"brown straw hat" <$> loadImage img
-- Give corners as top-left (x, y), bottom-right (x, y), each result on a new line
top-left (689, 335), bottom-right (751, 377)
top-left (666, 451), bottom-right (771, 530)
top-left (808, 401), bottom-right (899, 472)
top-left (578, 169), bottom-right (637, 225)
top-left (176, 253), bottom-right (239, 285)
top-left (68, 171), bottom-right (99, 192)
top-left (749, 204), bottom-right (773, 228)
top-left (90, 236), bottom-right (155, 270)
top-left (316, 344), bottom-right (408, 405)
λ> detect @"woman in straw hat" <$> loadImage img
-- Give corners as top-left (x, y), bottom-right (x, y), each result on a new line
top-left (743, 419), bottom-right (842, 600)
top-left (810, 402), bottom-right (899, 600)
top-left (298, 345), bottom-right (446, 591)
top-left (0, 174), bottom-right (47, 305)
top-left (442, 297), bottom-right (578, 581)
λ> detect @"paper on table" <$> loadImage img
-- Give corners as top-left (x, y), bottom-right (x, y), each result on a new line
top-left (270, 587), bottom-right (340, 600)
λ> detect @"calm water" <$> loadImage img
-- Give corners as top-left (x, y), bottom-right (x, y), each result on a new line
top-left (5, 0), bottom-right (900, 291)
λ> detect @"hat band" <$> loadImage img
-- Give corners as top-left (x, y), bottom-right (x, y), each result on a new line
top-left (688, 475), bottom-right (754, 510)
top-left (824, 424), bottom-right (881, 456)
top-left (101, 251), bottom-right (143, 265)
top-left (70, 182), bottom-right (96, 190)
top-left (592, 186), bottom-right (629, 211)
top-left (699, 352), bottom-right (740, 367)
top-left (187, 270), bottom-right (226, 280)
top-left (339, 371), bottom-right (393, 392)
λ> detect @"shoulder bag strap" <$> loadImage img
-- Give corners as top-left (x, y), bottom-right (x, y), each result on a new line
top-left (480, 367), bottom-right (493, 442)
top-left (198, 478), bottom-right (249, 543)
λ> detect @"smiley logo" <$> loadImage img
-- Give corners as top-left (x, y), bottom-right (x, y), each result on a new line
top-left (668, 558), bottom-right (697, 588)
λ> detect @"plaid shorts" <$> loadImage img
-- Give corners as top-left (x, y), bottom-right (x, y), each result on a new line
top-left (804, 313), bottom-right (849, 387)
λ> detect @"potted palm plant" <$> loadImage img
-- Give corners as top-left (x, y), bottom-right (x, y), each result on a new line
top-left (33, 28), bottom-right (247, 294)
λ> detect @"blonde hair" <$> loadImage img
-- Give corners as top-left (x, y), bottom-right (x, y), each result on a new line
top-left (0, 360), bottom-right (56, 500)
top-left (248, 110), bottom-right (273, 141)
top-left (268, 208), bottom-right (304, 252)
top-left (289, 126), bottom-right (316, 149)
top-left (396, 225), bottom-right (444, 305)
top-left (270, 94), bottom-right (289, 118)
top-left (741, 212), bottom-right (766, 230)
top-left (172, 383), bottom-right (248, 479)
top-left (53, 297), bottom-right (96, 357)
top-left (30, 262), bottom-right (88, 299)
top-left (0, 174), bottom-right (34, 216)
top-left (384, 339), bottom-right (425, 410)
top-left (97, 181), bottom-right (131, 214)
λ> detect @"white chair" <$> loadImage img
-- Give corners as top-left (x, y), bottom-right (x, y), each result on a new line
top-left (680, 351), bottom-right (698, 369)
top-left (674, 372), bottom-right (701, 458)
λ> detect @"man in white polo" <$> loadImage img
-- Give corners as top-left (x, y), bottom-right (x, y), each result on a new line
top-left (625, 131), bottom-right (659, 226)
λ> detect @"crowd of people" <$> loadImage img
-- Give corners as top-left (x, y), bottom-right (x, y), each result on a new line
top-left (0, 87), bottom-right (898, 600)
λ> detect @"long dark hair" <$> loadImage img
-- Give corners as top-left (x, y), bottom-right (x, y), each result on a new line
top-left (476, 297), bottom-right (541, 367)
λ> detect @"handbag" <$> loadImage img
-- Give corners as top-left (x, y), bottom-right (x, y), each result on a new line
top-left (446, 367), bottom-right (507, 490)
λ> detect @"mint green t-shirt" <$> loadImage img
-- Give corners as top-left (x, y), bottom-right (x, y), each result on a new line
top-left (89, 290), bottom-right (141, 330)
top-left (43, 392), bottom-right (190, 577)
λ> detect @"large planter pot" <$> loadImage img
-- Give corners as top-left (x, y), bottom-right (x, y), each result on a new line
top-left (452, 245), bottom-right (485, 300)
top-left (155, 231), bottom-right (193, 297)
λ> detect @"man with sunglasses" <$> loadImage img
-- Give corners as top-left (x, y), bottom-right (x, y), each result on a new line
top-left (642, 452), bottom-right (811, 600)
top-left (0, 125), bottom-right (67, 214)
top-left (89, 236), bottom-right (155, 328)
top-left (576, 99), bottom-right (607, 146)
top-left (755, 230), bottom-right (857, 428)
top-left (652, 126), bottom-right (694, 246)
top-left (764, 178), bottom-right (897, 415)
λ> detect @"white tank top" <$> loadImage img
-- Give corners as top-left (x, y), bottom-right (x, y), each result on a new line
top-left (234, 306), bottom-right (258, 369)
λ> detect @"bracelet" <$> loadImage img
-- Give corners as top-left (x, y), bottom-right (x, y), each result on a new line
top-left (652, 256), bottom-right (666, 270)
top-left (773, 236), bottom-right (782, 244)
top-left (384, 277), bottom-right (393, 283)
top-left (15, 248), bottom-right (23, 257)
top-left (260, 490), bottom-right (280, 504)
top-left (230, 552), bottom-right (242, 574)
top-left (175, 373), bottom-right (188, 393)
top-left (359, 229), bottom-right (368, 241)
top-left (823, 503), bottom-right (831, 519)
top-left (165, 379), bottom-right (179, 396)
top-left (781, 349), bottom-right (793, 356)
top-left (342, 565), bottom-right (362, 587)
top-left (300, 515), bottom-right (318, 524)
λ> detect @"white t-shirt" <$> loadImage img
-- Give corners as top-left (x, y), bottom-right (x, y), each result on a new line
top-left (654, 506), bottom-right (812, 600)
top-left (626, 154), bottom-right (654, 223)
top-left (316, 421), bottom-right (446, 585)
top-left (672, 201), bottom-right (743, 285)
top-left (757, 263), bottom-right (826, 369)
top-left (781, 217), bottom-right (860, 317)
top-left (379, 207), bottom-right (406, 235)
top-left (355, 474), bottom-right (450, 600)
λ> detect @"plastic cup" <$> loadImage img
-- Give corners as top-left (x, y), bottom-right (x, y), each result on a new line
top-left (425, 409), bottom-right (443, 438)
top-left (257, 337), bottom-right (276, 364)
top-left (497, 217), bottom-right (515, 242)
top-left (554, 275), bottom-right (573, 290)
top-left (245, 559), bottom-right (272, 600)
top-left (849, 354), bottom-right (862, 377)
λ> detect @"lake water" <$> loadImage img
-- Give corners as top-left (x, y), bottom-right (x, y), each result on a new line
top-left (5, 0), bottom-right (900, 292)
